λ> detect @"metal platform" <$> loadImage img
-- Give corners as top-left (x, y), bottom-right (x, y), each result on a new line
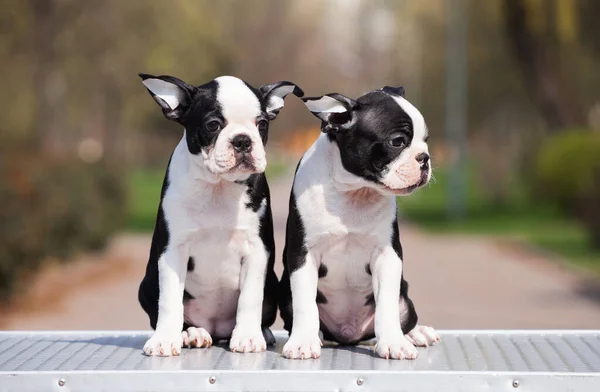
top-left (1, 330), bottom-right (599, 391)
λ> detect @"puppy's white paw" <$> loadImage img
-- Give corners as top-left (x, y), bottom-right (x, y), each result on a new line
top-left (282, 334), bottom-right (322, 359)
top-left (406, 325), bottom-right (440, 347)
top-left (230, 327), bottom-right (266, 353)
top-left (182, 327), bottom-right (212, 348)
top-left (143, 332), bottom-right (183, 356)
top-left (375, 336), bottom-right (418, 360)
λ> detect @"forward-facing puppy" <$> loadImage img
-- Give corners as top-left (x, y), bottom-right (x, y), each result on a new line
top-left (138, 73), bottom-right (303, 356)
top-left (279, 86), bottom-right (439, 360)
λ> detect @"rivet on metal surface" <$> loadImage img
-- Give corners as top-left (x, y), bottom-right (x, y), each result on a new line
top-left (209, 376), bottom-right (217, 384)
top-left (512, 379), bottom-right (520, 388)
top-left (58, 378), bottom-right (66, 387)
top-left (356, 377), bottom-right (364, 386)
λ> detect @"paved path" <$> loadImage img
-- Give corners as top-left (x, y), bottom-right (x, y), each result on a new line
top-left (4, 174), bottom-right (600, 331)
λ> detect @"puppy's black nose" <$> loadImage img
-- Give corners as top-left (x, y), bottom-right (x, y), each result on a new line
top-left (416, 152), bottom-right (429, 164)
top-left (416, 152), bottom-right (429, 169)
top-left (231, 134), bottom-right (252, 153)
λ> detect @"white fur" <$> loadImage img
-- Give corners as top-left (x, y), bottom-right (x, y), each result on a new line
top-left (286, 96), bottom-right (437, 359)
top-left (143, 135), bottom-right (269, 356)
top-left (281, 254), bottom-right (322, 359)
top-left (304, 96), bottom-right (348, 113)
top-left (201, 76), bottom-right (267, 177)
top-left (265, 84), bottom-right (295, 113)
top-left (182, 326), bottom-right (212, 348)
top-left (371, 246), bottom-right (417, 360)
top-left (142, 79), bottom-right (185, 110)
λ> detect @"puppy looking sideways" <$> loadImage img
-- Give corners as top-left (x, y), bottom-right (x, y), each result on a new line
top-left (138, 74), bottom-right (303, 356)
top-left (279, 86), bottom-right (439, 360)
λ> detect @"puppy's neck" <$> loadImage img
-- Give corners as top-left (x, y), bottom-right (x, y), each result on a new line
top-left (322, 136), bottom-right (389, 200)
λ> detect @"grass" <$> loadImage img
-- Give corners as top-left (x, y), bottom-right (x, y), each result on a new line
top-left (126, 169), bottom-right (164, 232)
top-left (398, 168), bottom-right (600, 277)
top-left (125, 160), bottom-right (291, 232)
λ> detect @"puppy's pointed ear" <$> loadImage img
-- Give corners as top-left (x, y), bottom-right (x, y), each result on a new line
top-left (302, 93), bottom-right (358, 134)
top-left (381, 86), bottom-right (405, 98)
top-left (259, 81), bottom-right (304, 119)
top-left (139, 73), bottom-right (195, 121)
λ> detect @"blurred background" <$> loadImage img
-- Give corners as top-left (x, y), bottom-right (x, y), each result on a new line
top-left (1, 0), bottom-right (600, 330)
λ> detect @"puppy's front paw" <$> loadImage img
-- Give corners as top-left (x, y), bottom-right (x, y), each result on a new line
top-left (406, 325), bottom-right (440, 347)
top-left (230, 327), bottom-right (266, 353)
top-left (143, 332), bottom-right (183, 356)
top-left (282, 335), bottom-right (322, 359)
top-left (375, 336), bottom-right (418, 360)
top-left (182, 326), bottom-right (212, 348)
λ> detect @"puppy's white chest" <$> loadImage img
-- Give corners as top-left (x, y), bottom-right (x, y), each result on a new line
top-left (183, 230), bottom-right (248, 337)
top-left (169, 181), bottom-right (263, 338)
top-left (315, 234), bottom-right (376, 343)
top-left (168, 183), bottom-right (259, 234)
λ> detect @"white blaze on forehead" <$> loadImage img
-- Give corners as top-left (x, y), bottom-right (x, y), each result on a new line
top-left (389, 95), bottom-right (427, 142)
top-left (215, 76), bottom-right (261, 123)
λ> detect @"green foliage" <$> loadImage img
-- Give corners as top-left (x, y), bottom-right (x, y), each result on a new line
top-left (399, 166), bottom-right (600, 277)
top-left (535, 130), bottom-right (600, 209)
top-left (126, 169), bottom-right (163, 232)
top-left (0, 152), bottom-right (126, 300)
top-left (535, 130), bottom-right (600, 247)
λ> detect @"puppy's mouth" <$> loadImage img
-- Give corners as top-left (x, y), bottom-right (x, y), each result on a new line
top-left (381, 172), bottom-right (429, 196)
top-left (231, 154), bottom-right (258, 173)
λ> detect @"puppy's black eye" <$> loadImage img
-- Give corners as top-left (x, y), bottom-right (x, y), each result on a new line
top-left (205, 120), bottom-right (221, 132)
top-left (257, 120), bottom-right (268, 133)
top-left (389, 136), bottom-right (406, 148)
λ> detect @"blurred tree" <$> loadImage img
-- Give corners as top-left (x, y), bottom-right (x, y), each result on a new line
top-left (502, 0), bottom-right (585, 131)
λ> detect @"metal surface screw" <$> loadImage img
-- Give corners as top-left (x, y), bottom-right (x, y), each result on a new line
top-left (209, 376), bottom-right (216, 384)
top-left (356, 377), bottom-right (364, 386)
top-left (512, 379), bottom-right (520, 388)
top-left (58, 379), bottom-right (66, 387)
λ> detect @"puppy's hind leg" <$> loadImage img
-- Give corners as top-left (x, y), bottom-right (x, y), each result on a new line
top-left (406, 325), bottom-right (440, 347)
top-left (261, 327), bottom-right (276, 346)
top-left (399, 279), bottom-right (440, 347)
top-left (182, 326), bottom-right (213, 348)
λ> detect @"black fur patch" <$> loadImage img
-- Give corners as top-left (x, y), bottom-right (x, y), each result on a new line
top-left (365, 263), bottom-right (372, 276)
top-left (364, 293), bottom-right (375, 307)
top-left (187, 257), bottom-right (195, 272)
top-left (278, 161), bottom-right (308, 333)
top-left (183, 290), bottom-right (194, 301)
top-left (244, 174), bottom-right (267, 212)
top-left (254, 174), bottom-right (279, 329)
top-left (318, 263), bottom-right (328, 278)
top-left (283, 168), bottom-right (308, 274)
top-left (316, 290), bottom-right (328, 304)
top-left (391, 213), bottom-right (418, 334)
top-left (181, 80), bottom-right (221, 155)
top-left (137, 154), bottom-right (173, 330)
top-left (325, 91), bottom-right (415, 185)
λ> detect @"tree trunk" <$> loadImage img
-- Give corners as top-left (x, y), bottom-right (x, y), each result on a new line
top-left (31, 0), bottom-right (69, 157)
top-left (503, 0), bottom-right (585, 131)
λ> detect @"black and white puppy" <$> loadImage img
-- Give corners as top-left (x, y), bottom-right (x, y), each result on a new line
top-left (138, 73), bottom-right (303, 356)
top-left (279, 87), bottom-right (439, 360)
